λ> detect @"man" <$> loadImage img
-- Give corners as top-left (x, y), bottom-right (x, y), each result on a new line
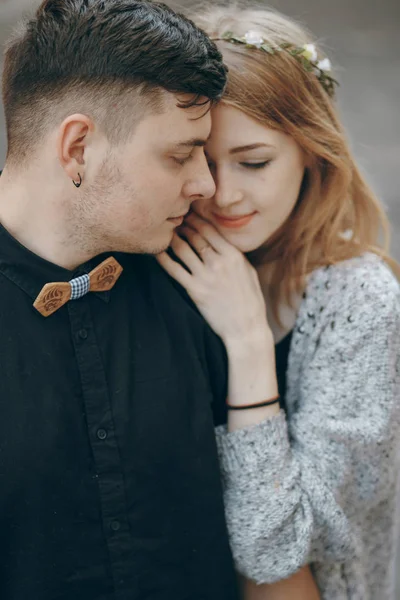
top-left (0, 1), bottom-right (238, 598)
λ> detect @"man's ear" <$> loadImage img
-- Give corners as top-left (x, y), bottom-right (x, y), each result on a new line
top-left (57, 113), bottom-right (94, 182)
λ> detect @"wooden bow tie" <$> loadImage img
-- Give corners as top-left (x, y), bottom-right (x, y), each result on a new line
top-left (33, 257), bottom-right (123, 317)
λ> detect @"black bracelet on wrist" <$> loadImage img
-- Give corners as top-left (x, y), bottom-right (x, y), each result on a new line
top-left (226, 395), bottom-right (280, 411)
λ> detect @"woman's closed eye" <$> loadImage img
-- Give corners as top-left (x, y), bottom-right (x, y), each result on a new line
top-left (205, 159), bottom-right (271, 171)
top-left (240, 160), bottom-right (271, 169)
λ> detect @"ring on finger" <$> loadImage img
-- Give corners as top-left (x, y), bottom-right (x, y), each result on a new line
top-left (197, 242), bottom-right (212, 255)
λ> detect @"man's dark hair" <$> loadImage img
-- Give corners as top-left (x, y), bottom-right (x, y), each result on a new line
top-left (2, 0), bottom-right (227, 163)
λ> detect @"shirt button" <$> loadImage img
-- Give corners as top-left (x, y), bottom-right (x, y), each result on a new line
top-left (78, 329), bottom-right (88, 340)
top-left (97, 429), bottom-right (108, 440)
top-left (110, 520), bottom-right (121, 532)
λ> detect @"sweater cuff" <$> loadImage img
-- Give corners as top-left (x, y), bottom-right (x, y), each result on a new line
top-left (215, 410), bottom-right (290, 478)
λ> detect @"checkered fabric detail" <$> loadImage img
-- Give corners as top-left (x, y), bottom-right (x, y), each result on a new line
top-left (70, 274), bottom-right (90, 300)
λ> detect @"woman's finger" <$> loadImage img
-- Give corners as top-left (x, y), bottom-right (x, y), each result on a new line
top-left (178, 226), bottom-right (217, 263)
top-left (155, 251), bottom-right (193, 290)
top-left (169, 232), bottom-right (205, 274)
top-left (185, 213), bottom-right (236, 255)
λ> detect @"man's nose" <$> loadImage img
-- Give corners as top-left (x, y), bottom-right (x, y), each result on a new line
top-left (183, 156), bottom-right (216, 202)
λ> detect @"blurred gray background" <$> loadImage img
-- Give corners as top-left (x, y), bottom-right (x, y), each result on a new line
top-left (0, 0), bottom-right (399, 595)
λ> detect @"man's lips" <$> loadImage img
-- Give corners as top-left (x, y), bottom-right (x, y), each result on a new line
top-left (212, 212), bottom-right (257, 229)
top-left (167, 211), bottom-right (189, 225)
top-left (167, 216), bottom-right (185, 225)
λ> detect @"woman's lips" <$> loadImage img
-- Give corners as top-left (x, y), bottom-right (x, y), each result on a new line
top-left (212, 212), bottom-right (257, 229)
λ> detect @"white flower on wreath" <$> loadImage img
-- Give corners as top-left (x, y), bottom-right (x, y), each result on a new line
top-left (244, 30), bottom-right (264, 47)
top-left (300, 43), bottom-right (318, 62)
top-left (317, 58), bottom-right (332, 73)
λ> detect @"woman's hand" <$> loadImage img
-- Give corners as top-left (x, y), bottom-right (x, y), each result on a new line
top-left (157, 213), bottom-right (279, 418)
top-left (156, 213), bottom-right (270, 348)
top-left (240, 567), bottom-right (321, 600)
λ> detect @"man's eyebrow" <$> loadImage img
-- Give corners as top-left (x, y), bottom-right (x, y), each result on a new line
top-left (229, 143), bottom-right (275, 154)
top-left (173, 138), bottom-right (208, 149)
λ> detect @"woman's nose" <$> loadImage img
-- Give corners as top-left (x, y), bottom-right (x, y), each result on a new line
top-left (213, 170), bottom-right (244, 208)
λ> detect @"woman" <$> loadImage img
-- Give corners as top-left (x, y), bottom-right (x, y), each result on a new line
top-left (157, 6), bottom-right (400, 600)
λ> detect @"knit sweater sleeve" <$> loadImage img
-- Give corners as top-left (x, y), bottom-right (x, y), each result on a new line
top-left (215, 257), bottom-right (400, 583)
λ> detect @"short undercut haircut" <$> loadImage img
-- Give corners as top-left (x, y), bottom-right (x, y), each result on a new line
top-left (2, 0), bottom-right (227, 164)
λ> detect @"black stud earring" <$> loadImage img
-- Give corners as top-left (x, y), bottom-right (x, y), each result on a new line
top-left (73, 173), bottom-right (82, 188)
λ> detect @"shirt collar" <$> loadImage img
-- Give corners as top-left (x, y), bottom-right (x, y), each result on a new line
top-left (0, 223), bottom-right (111, 304)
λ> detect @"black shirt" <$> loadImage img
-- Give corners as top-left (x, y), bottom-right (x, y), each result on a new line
top-left (275, 331), bottom-right (293, 413)
top-left (0, 223), bottom-right (238, 600)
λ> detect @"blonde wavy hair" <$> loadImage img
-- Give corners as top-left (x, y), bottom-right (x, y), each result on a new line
top-left (189, 4), bottom-right (398, 314)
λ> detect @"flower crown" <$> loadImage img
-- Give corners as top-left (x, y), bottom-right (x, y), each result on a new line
top-left (213, 30), bottom-right (338, 98)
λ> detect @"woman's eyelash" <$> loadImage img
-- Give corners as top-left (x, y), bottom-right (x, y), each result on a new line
top-left (205, 160), bottom-right (271, 170)
top-left (240, 161), bottom-right (271, 169)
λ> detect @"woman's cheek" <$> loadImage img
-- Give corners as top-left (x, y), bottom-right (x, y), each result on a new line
top-left (192, 200), bottom-right (211, 219)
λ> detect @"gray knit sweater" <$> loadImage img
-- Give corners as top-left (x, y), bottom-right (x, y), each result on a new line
top-left (216, 253), bottom-right (400, 600)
